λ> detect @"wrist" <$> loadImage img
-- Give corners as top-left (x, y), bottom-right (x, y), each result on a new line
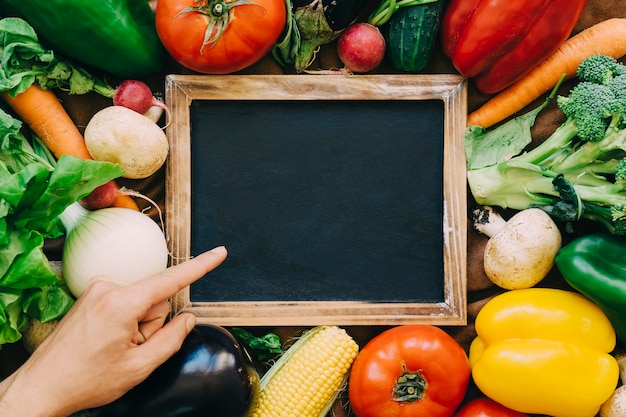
top-left (0, 370), bottom-right (70, 417)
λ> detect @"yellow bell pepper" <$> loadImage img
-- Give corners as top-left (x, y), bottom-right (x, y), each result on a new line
top-left (469, 288), bottom-right (619, 417)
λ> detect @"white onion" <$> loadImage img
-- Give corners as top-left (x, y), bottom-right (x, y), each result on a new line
top-left (59, 202), bottom-right (169, 298)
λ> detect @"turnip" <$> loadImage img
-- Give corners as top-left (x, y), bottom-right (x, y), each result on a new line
top-left (84, 106), bottom-right (169, 179)
top-left (337, 23), bottom-right (386, 73)
top-left (113, 79), bottom-right (170, 123)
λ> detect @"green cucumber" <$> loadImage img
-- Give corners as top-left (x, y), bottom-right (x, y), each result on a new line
top-left (384, 0), bottom-right (445, 72)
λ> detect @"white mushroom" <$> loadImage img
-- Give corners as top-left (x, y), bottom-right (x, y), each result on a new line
top-left (471, 206), bottom-right (562, 290)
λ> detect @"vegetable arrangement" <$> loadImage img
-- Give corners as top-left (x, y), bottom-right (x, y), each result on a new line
top-left (0, 41), bottom-right (137, 210)
top-left (440, 0), bottom-right (588, 94)
top-left (0, 17), bottom-right (172, 349)
top-left (466, 55), bottom-right (626, 235)
top-left (4, 2), bottom-right (626, 417)
top-left (467, 18), bottom-right (626, 128)
top-left (0, 0), bottom-right (168, 78)
top-left (0, 17), bottom-right (171, 210)
top-left (0, 108), bottom-right (124, 345)
top-left (470, 288), bottom-right (619, 416)
top-left (272, 0), bottom-right (368, 72)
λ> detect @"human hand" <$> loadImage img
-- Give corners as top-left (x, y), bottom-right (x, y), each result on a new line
top-left (0, 246), bottom-right (227, 417)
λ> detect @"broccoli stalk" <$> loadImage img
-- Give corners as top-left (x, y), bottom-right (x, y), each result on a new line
top-left (466, 55), bottom-right (626, 234)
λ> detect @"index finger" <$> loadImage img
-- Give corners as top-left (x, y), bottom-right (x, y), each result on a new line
top-left (129, 246), bottom-right (227, 304)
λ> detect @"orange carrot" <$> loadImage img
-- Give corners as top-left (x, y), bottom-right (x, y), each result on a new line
top-left (467, 18), bottom-right (626, 128)
top-left (2, 84), bottom-right (138, 210)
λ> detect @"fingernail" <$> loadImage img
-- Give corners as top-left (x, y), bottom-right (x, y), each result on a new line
top-left (209, 246), bottom-right (226, 254)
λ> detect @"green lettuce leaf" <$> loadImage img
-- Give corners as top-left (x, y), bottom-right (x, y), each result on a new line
top-left (0, 107), bottom-right (124, 347)
top-left (0, 17), bottom-right (114, 97)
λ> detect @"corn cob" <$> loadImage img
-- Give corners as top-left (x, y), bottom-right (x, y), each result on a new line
top-left (246, 325), bottom-right (359, 417)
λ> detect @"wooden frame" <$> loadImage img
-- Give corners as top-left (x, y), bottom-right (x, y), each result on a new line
top-left (165, 74), bottom-right (468, 326)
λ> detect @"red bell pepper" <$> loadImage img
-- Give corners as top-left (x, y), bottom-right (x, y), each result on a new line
top-left (440, 0), bottom-right (588, 94)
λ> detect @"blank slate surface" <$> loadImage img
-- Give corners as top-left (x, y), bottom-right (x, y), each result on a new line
top-left (189, 99), bottom-right (444, 303)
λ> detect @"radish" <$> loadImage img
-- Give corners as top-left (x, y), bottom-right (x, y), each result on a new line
top-left (337, 23), bottom-right (386, 73)
top-left (80, 180), bottom-right (119, 210)
top-left (113, 79), bottom-right (170, 121)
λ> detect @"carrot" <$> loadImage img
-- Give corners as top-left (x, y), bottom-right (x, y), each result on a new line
top-left (2, 84), bottom-right (138, 210)
top-left (467, 18), bottom-right (626, 128)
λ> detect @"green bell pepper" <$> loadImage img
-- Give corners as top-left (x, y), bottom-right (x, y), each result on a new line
top-left (0, 0), bottom-right (167, 78)
top-left (555, 233), bottom-right (626, 347)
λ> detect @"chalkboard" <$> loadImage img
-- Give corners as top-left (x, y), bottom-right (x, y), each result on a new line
top-left (165, 75), bottom-right (468, 326)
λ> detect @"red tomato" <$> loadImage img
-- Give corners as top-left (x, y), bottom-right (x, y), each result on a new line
top-left (155, 0), bottom-right (286, 74)
top-left (454, 397), bottom-right (529, 417)
top-left (348, 325), bottom-right (471, 417)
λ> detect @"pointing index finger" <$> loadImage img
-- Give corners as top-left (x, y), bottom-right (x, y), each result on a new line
top-left (130, 246), bottom-right (227, 304)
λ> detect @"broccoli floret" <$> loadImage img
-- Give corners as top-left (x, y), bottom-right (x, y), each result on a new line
top-left (576, 54), bottom-right (626, 85)
top-left (556, 82), bottom-right (617, 142)
top-left (554, 57), bottom-right (626, 143)
top-left (608, 74), bottom-right (626, 121)
top-left (466, 55), bottom-right (626, 235)
top-left (615, 158), bottom-right (626, 182)
top-left (580, 203), bottom-right (626, 235)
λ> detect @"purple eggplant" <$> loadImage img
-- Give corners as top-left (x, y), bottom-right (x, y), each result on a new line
top-left (272, 0), bottom-right (368, 72)
top-left (86, 324), bottom-right (259, 417)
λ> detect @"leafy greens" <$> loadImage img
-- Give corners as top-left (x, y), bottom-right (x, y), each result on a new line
top-left (0, 17), bottom-right (114, 98)
top-left (0, 108), bottom-right (124, 346)
top-left (0, 16), bottom-right (125, 346)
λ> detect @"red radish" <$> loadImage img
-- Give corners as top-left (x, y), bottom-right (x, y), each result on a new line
top-left (337, 23), bottom-right (386, 73)
top-left (80, 181), bottom-right (119, 210)
top-left (113, 80), bottom-right (170, 120)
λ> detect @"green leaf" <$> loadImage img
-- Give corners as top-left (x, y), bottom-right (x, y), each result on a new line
top-left (231, 327), bottom-right (283, 362)
top-left (465, 74), bottom-right (566, 170)
top-left (465, 115), bottom-right (537, 170)
top-left (0, 229), bottom-right (57, 289)
top-left (14, 155), bottom-right (124, 235)
top-left (0, 17), bottom-right (51, 96)
top-left (1, 162), bottom-right (51, 212)
top-left (0, 17), bottom-right (115, 97)
top-left (0, 290), bottom-right (28, 344)
top-left (23, 281), bottom-right (74, 323)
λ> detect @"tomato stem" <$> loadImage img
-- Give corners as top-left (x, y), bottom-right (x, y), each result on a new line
top-left (391, 364), bottom-right (428, 403)
top-left (212, 2), bottom-right (225, 15)
top-left (175, 0), bottom-right (264, 50)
